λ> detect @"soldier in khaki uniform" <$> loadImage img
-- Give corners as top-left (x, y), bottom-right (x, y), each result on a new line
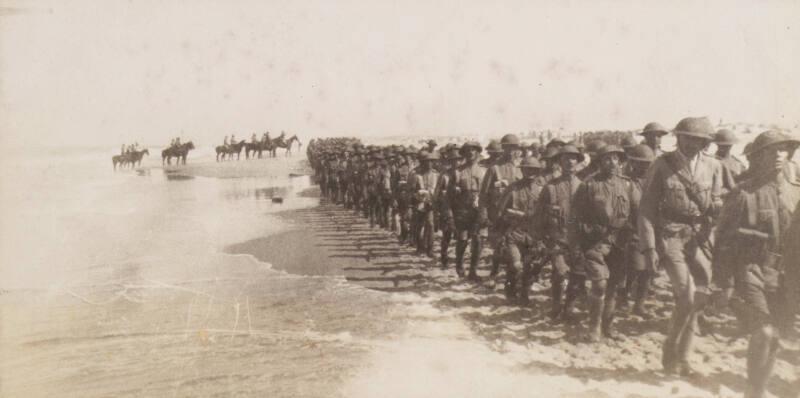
top-left (413, 151), bottom-right (440, 257)
top-left (480, 134), bottom-right (524, 279)
top-left (436, 147), bottom-right (461, 269)
top-left (640, 122), bottom-right (668, 157)
top-left (639, 116), bottom-right (723, 376)
top-left (448, 141), bottom-right (486, 280)
top-left (392, 148), bottom-right (416, 244)
top-left (496, 157), bottom-right (546, 304)
top-left (618, 144), bottom-right (656, 317)
top-left (575, 145), bottom-right (635, 341)
top-left (541, 146), bottom-right (562, 183)
top-left (713, 131), bottom-right (800, 398)
top-left (576, 140), bottom-right (606, 180)
top-left (536, 144), bottom-right (585, 321)
top-left (480, 140), bottom-right (503, 168)
top-left (714, 129), bottom-right (746, 196)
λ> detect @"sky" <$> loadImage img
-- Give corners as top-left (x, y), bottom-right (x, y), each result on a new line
top-left (1, 0), bottom-right (799, 148)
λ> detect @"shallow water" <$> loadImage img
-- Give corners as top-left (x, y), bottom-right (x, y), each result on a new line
top-left (0, 149), bottom-right (403, 397)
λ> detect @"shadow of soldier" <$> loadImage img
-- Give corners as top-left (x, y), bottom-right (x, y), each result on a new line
top-left (273, 199), bottom-right (799, 398)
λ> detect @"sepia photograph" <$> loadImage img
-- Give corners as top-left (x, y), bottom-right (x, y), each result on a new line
top-left (1, 1), bottom-right (799, 397)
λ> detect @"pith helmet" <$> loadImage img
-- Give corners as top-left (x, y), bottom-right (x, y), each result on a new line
top-left (485, 140), bottom-right (503, 153)
top-left (557, 144), bottom-right (585, 162)
top-left (640, 122), bottom-right (669, 136)
top-left (627, 144), bottom-right (655, 162)
top-left (673, 117), bottom-right (715, 140)
top-left (500, 134), bottom-right (521, 147)
top-left (427, 139), bottom-right (438, 147)
top-left (519, 157), bottom-right (543, 169)
top-left (743, 130), bottom-right (800, 156)
top-left (714, 129), bottom-right (738, 146)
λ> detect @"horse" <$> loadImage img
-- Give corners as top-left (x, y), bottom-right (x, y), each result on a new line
top-left (128, 148), bottom-right (149, 168)
top-left (161, 141), bottom-right (195, 165)
top-left (271, 135), bottom-right (302, 157)
top-left (215, 140), bottom-right (245, 162)
top-left (245, 140), bottom-right (268, 160)
top-left (112, 149), bottom-right (149, 171)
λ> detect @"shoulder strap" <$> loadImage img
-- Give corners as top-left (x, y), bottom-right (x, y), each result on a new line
top-left (664, 153), bottom-right (709, 213)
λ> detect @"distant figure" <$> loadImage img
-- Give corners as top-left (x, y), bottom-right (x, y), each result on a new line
top-left (639, 122), bottom-right (668, 156)
top-left (713, 129), bottom-right (745, 195)
top-left (223, 135), bottom-right (229, 147)
top-left (252, 133), bottom-right (257, 143)
top-left (175, 137), bottom-right (181, 147)
top-left (120, 144), bottom-right (125, 155)
top-left (229, 134), bottom-right (236, 147)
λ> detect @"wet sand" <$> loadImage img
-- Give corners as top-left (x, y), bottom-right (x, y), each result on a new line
top-left (232, 186), bottom-right (800, 398)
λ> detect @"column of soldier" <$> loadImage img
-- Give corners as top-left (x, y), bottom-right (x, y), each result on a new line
top-left (307, 117), bottom-right (800, 398)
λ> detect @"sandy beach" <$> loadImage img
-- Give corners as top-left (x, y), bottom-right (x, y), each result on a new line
top-left (215, 156), bottom-right (799, 398)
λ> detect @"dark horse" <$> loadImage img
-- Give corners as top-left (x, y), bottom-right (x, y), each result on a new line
top-left (215, 140), bottom-right (246, 162)
top-left (112, 149), bottom-right (149, 171)
top-left (245, 140), bottom-right (272, 160)
top-left (270, 135), bottom-right (302, 157)
top-left (161, 142), bottom-right (195, 165)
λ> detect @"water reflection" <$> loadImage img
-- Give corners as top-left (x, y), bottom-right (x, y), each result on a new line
top-left (162, 169), bottom-right (194, 181)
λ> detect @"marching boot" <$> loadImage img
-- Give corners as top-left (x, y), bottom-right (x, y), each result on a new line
top-left (585, 294), bottom-right (603, 343)
top-left (504, 267), bottom-right (518, 302)
top-left (489, 253), bottom-right (501, 278)
top-left (549, 280), bottom-right (564, 320)
top-left (455, 241), bottom-right (467, 277)
top-left (519, 266), bottom-right (532, 306)
top-left (617, 284), bottom-right (631, 312)
top-left (745, 326), bottom-right (780, 398)
top-left (467, 239), bottom-right (482, 282)
top-left (440, 231), bottom-right (451, 269)
top-left (561, 279), bottom-right (580, 323)
top-left (602, 296), bottom-right (620, 340)
top-left (633, 272), bottom-right (653, 319)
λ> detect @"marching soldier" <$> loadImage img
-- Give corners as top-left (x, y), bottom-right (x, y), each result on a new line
top-left (393, 148), bottom-right (416, 244)
top-left (448, 141), bottom-right (486, 280)
top-left (413, 151), bottom-right (440, 257)
top-left (535, 144), bottom-right (586, 321)
top-left (576, 140), bottom-right (607, 180)
top-left (574, 145), bottom-right (635, 342)
top-left (713, 131), bottom-right (800, 398)
top-left (618, 144), bottom-right (656, 317)
top-left (640, 122), bottom-right (668, 157)
top-left (496, 157), bottom-right (546, 304)
top-left (541, 146), bottom-right (562, 183)
top-left (639, 116), bottom-right (723, 376)
top-left (436, 147), bottom-right (461, 269)
top-left (714, 129), bottom-right (746, 195)
top-left (480, 134), bottom-right (524, 279)
top-left (480, 140), bottom-right (503, 167)
top-left (621, 136), bottom-right (639, 157)
top-left (376, 153), bottom-right (393, 229)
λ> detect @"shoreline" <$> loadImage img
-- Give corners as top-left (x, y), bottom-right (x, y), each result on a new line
top-left (226, 177), bottom-right (800, 398)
